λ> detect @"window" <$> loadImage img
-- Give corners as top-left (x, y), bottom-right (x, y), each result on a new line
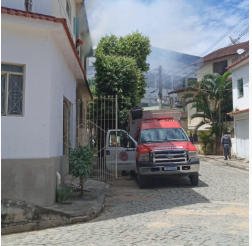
top-left (109, 131), bottom-right (126, 147)
top-left (1, 64), bottom-right (24, 116)
top-left (63, 97), bottom-right (72, 155)
top-left (187, 78), bottom-right (196, 86)
top-left (74, 17), bottom-right (79, 36)
top-left (66, 0), bottom-right (71, 22)
top-left (109, 131), bottom-right (135, 148)
top-left (213, 60), bottom-right (227, 75)
top-left (139, 128), bottom-right (189, 144)
top-left (238, 78), bottom-right (243, 98)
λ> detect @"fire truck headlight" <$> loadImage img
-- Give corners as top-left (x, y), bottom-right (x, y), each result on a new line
top-left (139, 153), bottom-right (149, 162)
top-left (189, 151), bottom-right (198, 159)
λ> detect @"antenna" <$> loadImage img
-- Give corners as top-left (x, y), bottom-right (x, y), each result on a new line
top-left (229, 36), bottom-right (240, 45)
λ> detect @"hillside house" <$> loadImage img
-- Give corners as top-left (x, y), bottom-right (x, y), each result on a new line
top-left (1, 0), bottom-right (93, 206)
top-left (226, 50), bottom-right (249, 159)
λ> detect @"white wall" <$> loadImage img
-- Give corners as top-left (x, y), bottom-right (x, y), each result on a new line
top-left (2, 16), bottom-right (78, 159)
top-left (1, 0), bottom-right (76, 43)
top-left (1, 0), bottom-right (52, 16)
top-left (48, 37), bottom-right (77, 158)
top-left (52, 0), bottom-right (77, 43)
top-left (1, 23), bottom-right (52, 159)
top-left (197, 55), bottom-right (235, 81)
top-left (231, 64), bottom-right (249, 111)
top-left (233, 112), bottom-right (249, 159)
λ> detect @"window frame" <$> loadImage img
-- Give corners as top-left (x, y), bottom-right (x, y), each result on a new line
top-left (237, 78), bottom-right (244, 98)
top-left (66, 0), bottom-right (72, 23)
top-left (138, 127), bottom-right (189, 145)
top-left (1, 63), bottom-right (24, 117)
top-left (213, 60), bottom-right (228, 75)
top-left (63, 96), bottom-right (72, 155)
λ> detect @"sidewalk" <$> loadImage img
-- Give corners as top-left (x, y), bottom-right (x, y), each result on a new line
top-left (2, 179), bottom-right (112, 235)
top-left (199, 154), bottom-right (249, 171)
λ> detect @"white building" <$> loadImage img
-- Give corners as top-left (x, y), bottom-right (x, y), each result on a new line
top-left (226, 50), bottom-right (249, 159)
top-left (1, 1), bottom-right (93, 206)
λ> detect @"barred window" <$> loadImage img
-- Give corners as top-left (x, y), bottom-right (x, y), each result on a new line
top-left (1, 64), bottom-right (24, 116)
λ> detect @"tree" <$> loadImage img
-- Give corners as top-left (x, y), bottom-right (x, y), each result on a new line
top-left (69, 146), bottom-right (93, 196)
top-left (183, 71), bottom-right (232, 137)
top-left (93, 32), bottom-right (151, 129)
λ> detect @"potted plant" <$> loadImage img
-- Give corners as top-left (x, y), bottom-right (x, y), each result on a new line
top-left (69, 146), bottom-right (94, 196)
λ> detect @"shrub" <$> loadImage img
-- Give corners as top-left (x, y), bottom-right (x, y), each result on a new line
top-left (56, 181), bottom-right (78, 202)
top-left (69, 146), bottom-right (94, 196)
top-left (198, 131), bottom-right (214, 155)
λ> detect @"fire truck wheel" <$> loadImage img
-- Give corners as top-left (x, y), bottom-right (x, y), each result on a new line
top-left (130, 170), bottom-right (137, 179)
top-left (138, 174), bottom-right (147, 188)
top-left (189, 174), bottom-right (199, 186)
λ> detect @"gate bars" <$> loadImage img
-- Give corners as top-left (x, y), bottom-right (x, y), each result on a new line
top-left (86, 95), bottom-right (118, 181)
top-left (63, 95), bottom-right (118, 181)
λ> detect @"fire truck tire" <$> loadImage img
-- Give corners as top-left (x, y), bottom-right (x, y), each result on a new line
top-left (130, 170), bottom-right (137, 178)
top-left (189, 174), bottom-right (199, 186)
top-left (138, 174), bottom-right (147, 188)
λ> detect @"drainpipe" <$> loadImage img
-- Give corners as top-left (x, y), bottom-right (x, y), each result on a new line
top-left (56, 172), bottom-right (61, 185)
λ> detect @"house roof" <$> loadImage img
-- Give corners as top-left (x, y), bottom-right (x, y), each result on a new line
top-left (1, 7), bottom-right (93, 99)
top-left (226, 55), bottom-right (249, 70)
top-left (203, 41), bottom-right (249, 62)
top-left (227, 108), bottom-right (249, 116)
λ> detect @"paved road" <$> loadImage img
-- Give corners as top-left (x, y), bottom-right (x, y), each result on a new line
top-left (2, 160), bottom-right (249, 246)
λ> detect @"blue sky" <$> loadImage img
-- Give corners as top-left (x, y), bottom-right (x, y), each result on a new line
top-left (85, 0), bottom-right (249, 56)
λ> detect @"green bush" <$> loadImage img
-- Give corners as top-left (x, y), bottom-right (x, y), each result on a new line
top-left (69, 146), bottom-right (94, 196)
top-left (198, 131), bottom-right (214, 155)
top-left (56, 181), bottom-right (77, 202)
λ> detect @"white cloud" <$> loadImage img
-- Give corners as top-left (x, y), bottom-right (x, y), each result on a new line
top-left (85, 0), bottom-right (249, 56)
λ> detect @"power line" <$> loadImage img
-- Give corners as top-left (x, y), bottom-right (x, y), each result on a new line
top-left (145, 13), bottom-right (249, 91)
top-left (147, 12), bottom-right (249, 89)
top-left (169, 11), bottom-right (249, 83)
top-left (172, 30), bottom-right (249, 87)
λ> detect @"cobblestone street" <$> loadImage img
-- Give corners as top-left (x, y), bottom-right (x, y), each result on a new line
top-left (2, 160), bottom-right (249, 246)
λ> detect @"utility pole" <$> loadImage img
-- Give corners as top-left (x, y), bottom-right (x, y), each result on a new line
top-left (158, 66), bottom-right (163, 110)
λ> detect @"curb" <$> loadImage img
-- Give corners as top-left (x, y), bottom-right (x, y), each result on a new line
top-left (1, 194), bottom-right (105, 235)
top-left (200, 155), bottom-right (249, 171)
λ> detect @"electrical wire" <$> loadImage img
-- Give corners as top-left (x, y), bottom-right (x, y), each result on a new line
top-left (168, 14), bottom-right (249, 86)
top-left (168, 11), bottom-right (249, 79)
top-left (171, 29), bottom-right (249, 87)
top-left (146, 22), bottom-right (249, 90)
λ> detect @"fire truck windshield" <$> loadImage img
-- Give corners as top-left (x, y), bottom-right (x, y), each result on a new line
top-left (139, 128), bottom-right (189, 144)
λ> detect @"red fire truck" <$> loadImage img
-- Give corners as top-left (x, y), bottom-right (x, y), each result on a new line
top-left (105, 110), bottom-right (199, 188)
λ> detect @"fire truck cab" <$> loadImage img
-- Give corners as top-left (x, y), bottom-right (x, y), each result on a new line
top-left (134, 117), bottom-right (200, 187)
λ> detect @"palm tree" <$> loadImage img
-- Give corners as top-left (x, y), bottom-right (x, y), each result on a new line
top-left (183, 71), bottom-right (232, 137)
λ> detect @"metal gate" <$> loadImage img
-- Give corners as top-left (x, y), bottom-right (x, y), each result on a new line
top-left (86, 95), bottom-right (118, 181)
top-left (63, 95), bottom-right (118, 180)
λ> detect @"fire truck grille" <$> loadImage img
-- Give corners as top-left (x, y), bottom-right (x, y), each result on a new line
top-left (151, 150), bottom-right (187, 164)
